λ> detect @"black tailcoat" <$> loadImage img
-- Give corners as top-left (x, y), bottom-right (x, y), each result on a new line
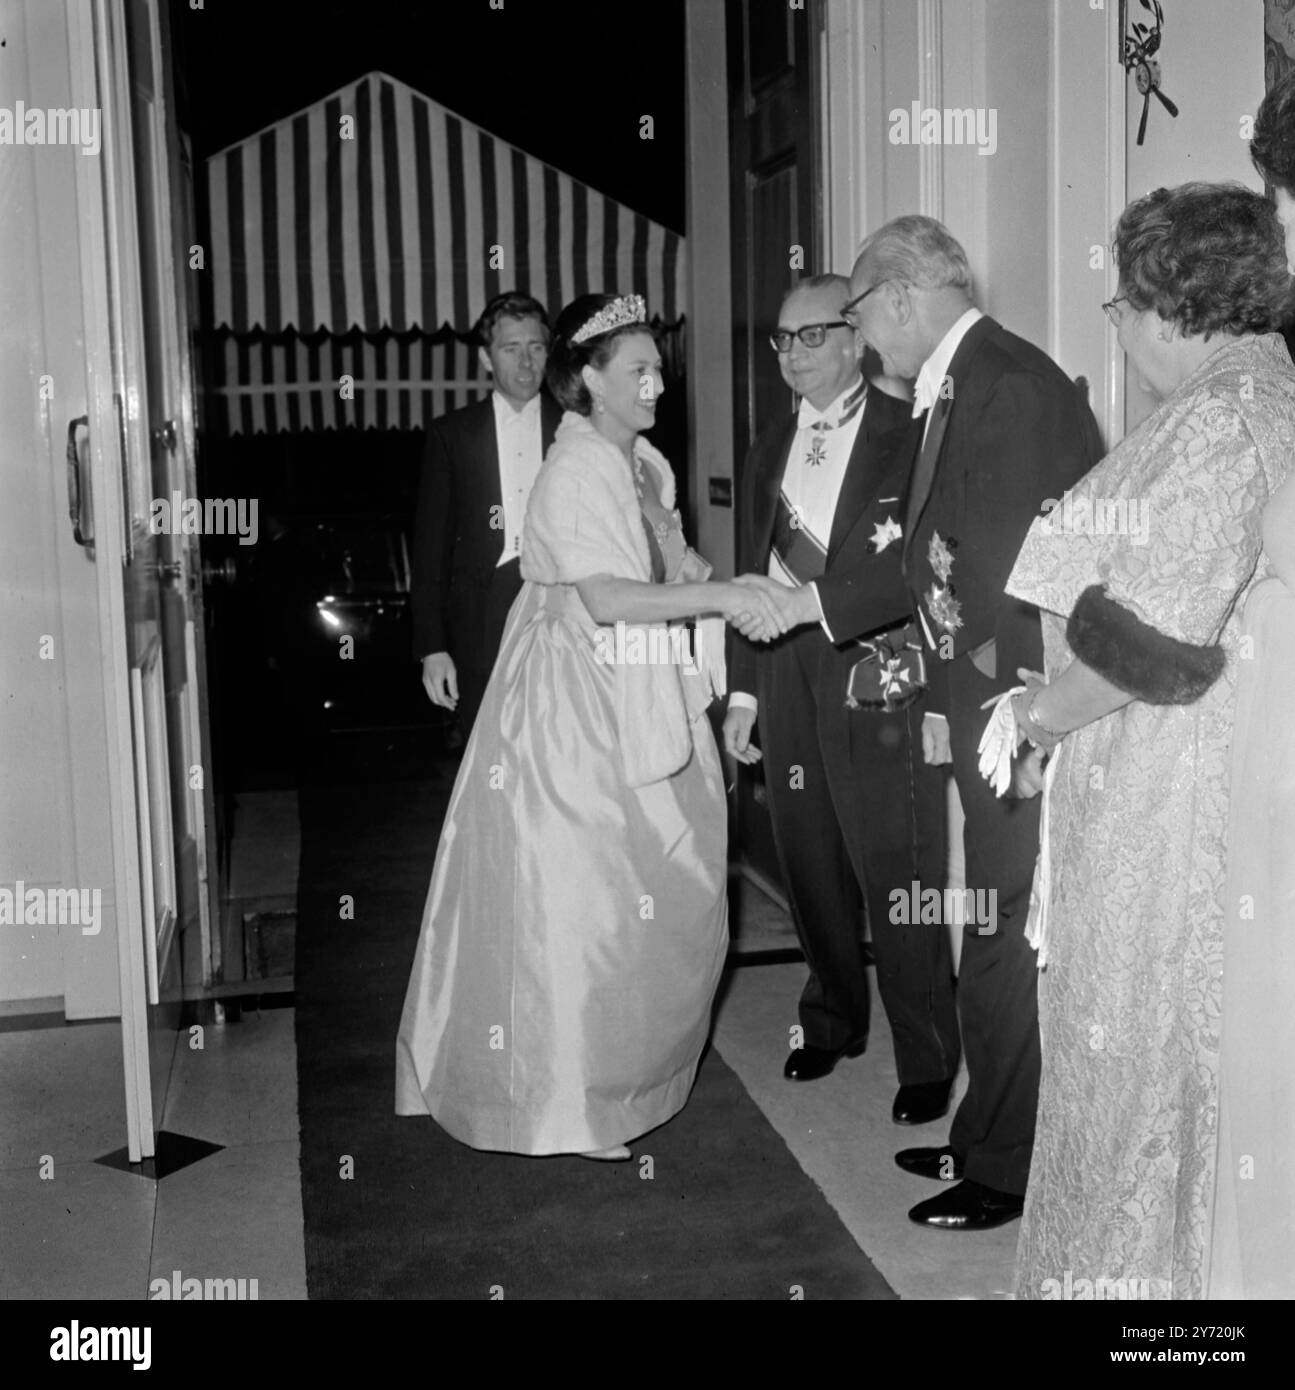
top-left (731, 384), bottom-right (960, 1081)
top-left (899, 315), bottom-right (1104, 1194)
top-left (410, 391), bottom-right (562, 728)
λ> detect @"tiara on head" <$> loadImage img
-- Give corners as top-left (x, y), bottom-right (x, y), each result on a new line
top-left (570, 294), bottom-right (647, 345)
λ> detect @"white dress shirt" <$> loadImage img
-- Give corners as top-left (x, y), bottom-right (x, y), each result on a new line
top-left (913, 306), bottom-right (982, 440)
top-left (493, 390), bottom-right (544, 566)
top-left (730, 377), bottom-right (867, 713)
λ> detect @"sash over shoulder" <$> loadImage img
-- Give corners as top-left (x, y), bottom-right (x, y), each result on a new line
top-left (521, 411), bottom-right (722, 789)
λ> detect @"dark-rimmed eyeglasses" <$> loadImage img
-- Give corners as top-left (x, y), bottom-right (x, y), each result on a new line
top-left (841, 280), bottom-right (889, 321)
top-left (1102, 295), bottom-right (1129, 327)
top-left (769, 322), bottom-right (852, 353)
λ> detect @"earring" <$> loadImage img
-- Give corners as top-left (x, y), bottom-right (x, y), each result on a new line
top-left (594, 396), bottom-right (606, 414)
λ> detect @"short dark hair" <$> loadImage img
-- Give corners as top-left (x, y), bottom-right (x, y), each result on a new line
top-left (1114, 182), bottom-right (1291, 338)
top-left (474, 291), bottom-right (550, 350)
top-left (544, 293), bottom-right (656, 415)
top-left (1251, 70), bottom-right (1295, 195)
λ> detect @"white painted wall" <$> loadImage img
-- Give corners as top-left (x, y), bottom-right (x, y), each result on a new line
top-left (825, 1), bottom-right (1055, 354)
top-left (1125, 0), bottom-right (1264, 197)
top-left (1050, 0), bottom-right (1125, 452)
top-left (0, 0), bottom-right (121, 1015)
top-left (824, 0), bottom-right (1267, 446)
top-left (980, 1), bottom-right (1050, 349)
top-left (1122, 0), bottom-right (1265, 431)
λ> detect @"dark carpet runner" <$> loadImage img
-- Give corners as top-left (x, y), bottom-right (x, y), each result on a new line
top-left (293, 745), bottom-right (894, 1299)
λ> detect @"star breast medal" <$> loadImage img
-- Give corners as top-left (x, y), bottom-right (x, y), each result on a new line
top-left (928, 530), bottom-right (955, 582)
top-left (924, 530), bottom-right (962, 634)
top-left (925, 583), bottom-right (963, 634)
top-left (870, 515), bottom-right (902, 553)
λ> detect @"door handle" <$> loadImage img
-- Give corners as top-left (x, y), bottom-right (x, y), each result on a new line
top-left (66, 415), bottom-right (92, 548)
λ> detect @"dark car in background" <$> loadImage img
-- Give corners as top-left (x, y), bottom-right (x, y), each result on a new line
top-left (254, 511), bottom-right (442, 739)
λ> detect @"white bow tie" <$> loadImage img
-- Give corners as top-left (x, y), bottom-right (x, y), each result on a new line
top-left (798, 379), bottom-right (867, 432)
top-left (798, 403), bottom-right (833, 431)
top-left (912, 370), bottom-right (939, 418)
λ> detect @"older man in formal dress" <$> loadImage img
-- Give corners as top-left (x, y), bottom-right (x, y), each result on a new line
top-left (725, 274), bottom-right (962, 1126)
top-left (844, 217), bottom-right (1103, 1230)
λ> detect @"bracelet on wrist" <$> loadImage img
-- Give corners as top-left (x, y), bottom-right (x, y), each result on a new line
top-left (1024, 688), bottom-right (1067, 744)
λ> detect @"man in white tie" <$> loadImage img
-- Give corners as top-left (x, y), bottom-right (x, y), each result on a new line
top-left (844, 215), bottom-right (1102, 1230)
top-left (410, 291), bottom-right (561, 737)
top-left (724, 275), bottom-right (961, 1120)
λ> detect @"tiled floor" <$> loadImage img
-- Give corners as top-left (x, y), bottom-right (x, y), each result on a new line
top-left (0, 1009), bottom-right (306, 1301)
top-left (0, 948), bottom-right (1013, 1301)
top-left (0, 778), bottom-right (1015, 1301)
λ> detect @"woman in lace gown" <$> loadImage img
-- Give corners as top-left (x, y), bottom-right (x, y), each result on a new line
top-left (1205, 81), bottom-right (1295, 1299)
top-left (1001, 183), bottom-right (1295, 1298)
top-left (395, 293), bottom-right (789, 1159)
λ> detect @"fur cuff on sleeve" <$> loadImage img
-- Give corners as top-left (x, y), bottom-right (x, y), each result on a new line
top-left (1066, 585), bottom-right (1225, 704)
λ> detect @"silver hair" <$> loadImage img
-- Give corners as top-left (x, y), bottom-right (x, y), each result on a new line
top-left (854, 215), bottom-right (972, 292)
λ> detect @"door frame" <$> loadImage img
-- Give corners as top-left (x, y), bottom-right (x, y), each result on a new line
top-left (67, 0), bottom-right (205, 1162)
top-left (684, 0), bottom-right (736, 575)
top-left (130, 0), bottom-right (218, 989)
top-left (68, 0), bottom-right (156, 1162)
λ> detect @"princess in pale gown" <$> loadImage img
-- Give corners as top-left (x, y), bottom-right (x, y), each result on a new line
top-left (395, 293), bottom-right (789, 1159)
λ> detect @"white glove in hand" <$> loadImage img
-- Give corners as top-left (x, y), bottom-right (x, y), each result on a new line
top-left (976, 686), bottom-right (1028, 798)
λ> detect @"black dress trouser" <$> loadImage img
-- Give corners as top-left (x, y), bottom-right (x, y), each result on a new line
top-left (756, 625), bottom-right (961, 1085)
top-left (452, 557), bottom-right (524, 735)
top-left (943, 655), bottom-right (1042, 1197)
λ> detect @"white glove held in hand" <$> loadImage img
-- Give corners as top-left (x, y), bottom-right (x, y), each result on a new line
top-left (976, 686), bottom-right (1028, 798)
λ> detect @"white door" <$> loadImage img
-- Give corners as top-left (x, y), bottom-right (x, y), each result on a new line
top-left (67, 0), bottom-right (210, 1162)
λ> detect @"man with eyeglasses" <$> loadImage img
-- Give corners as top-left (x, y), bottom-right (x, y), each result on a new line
top-left (844, 216), bottom-right (1103, 1231)
top-left (724, 274), bottom-right (961, 1124)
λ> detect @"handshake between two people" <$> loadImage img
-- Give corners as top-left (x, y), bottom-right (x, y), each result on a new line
top-left (713, 573), bottom-right (820, 644)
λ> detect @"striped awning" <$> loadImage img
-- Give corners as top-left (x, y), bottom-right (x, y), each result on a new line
top-left (205, 72), bottom-right (686, 334)
top-left (208, 330), bottom-right (487, 436)
top-left (206, 321), bottom-right (687, 436)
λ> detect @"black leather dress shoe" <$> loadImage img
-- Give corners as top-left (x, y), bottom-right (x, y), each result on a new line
top-left (894, 1145), bottom-right (964, 1181)
top-left (892, 1076), bottom-right (956, 1125)
top-left (908, 1178), bottom-right (1024, 1230)
top-left (783, 1041), bottom-right (865, 1081)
